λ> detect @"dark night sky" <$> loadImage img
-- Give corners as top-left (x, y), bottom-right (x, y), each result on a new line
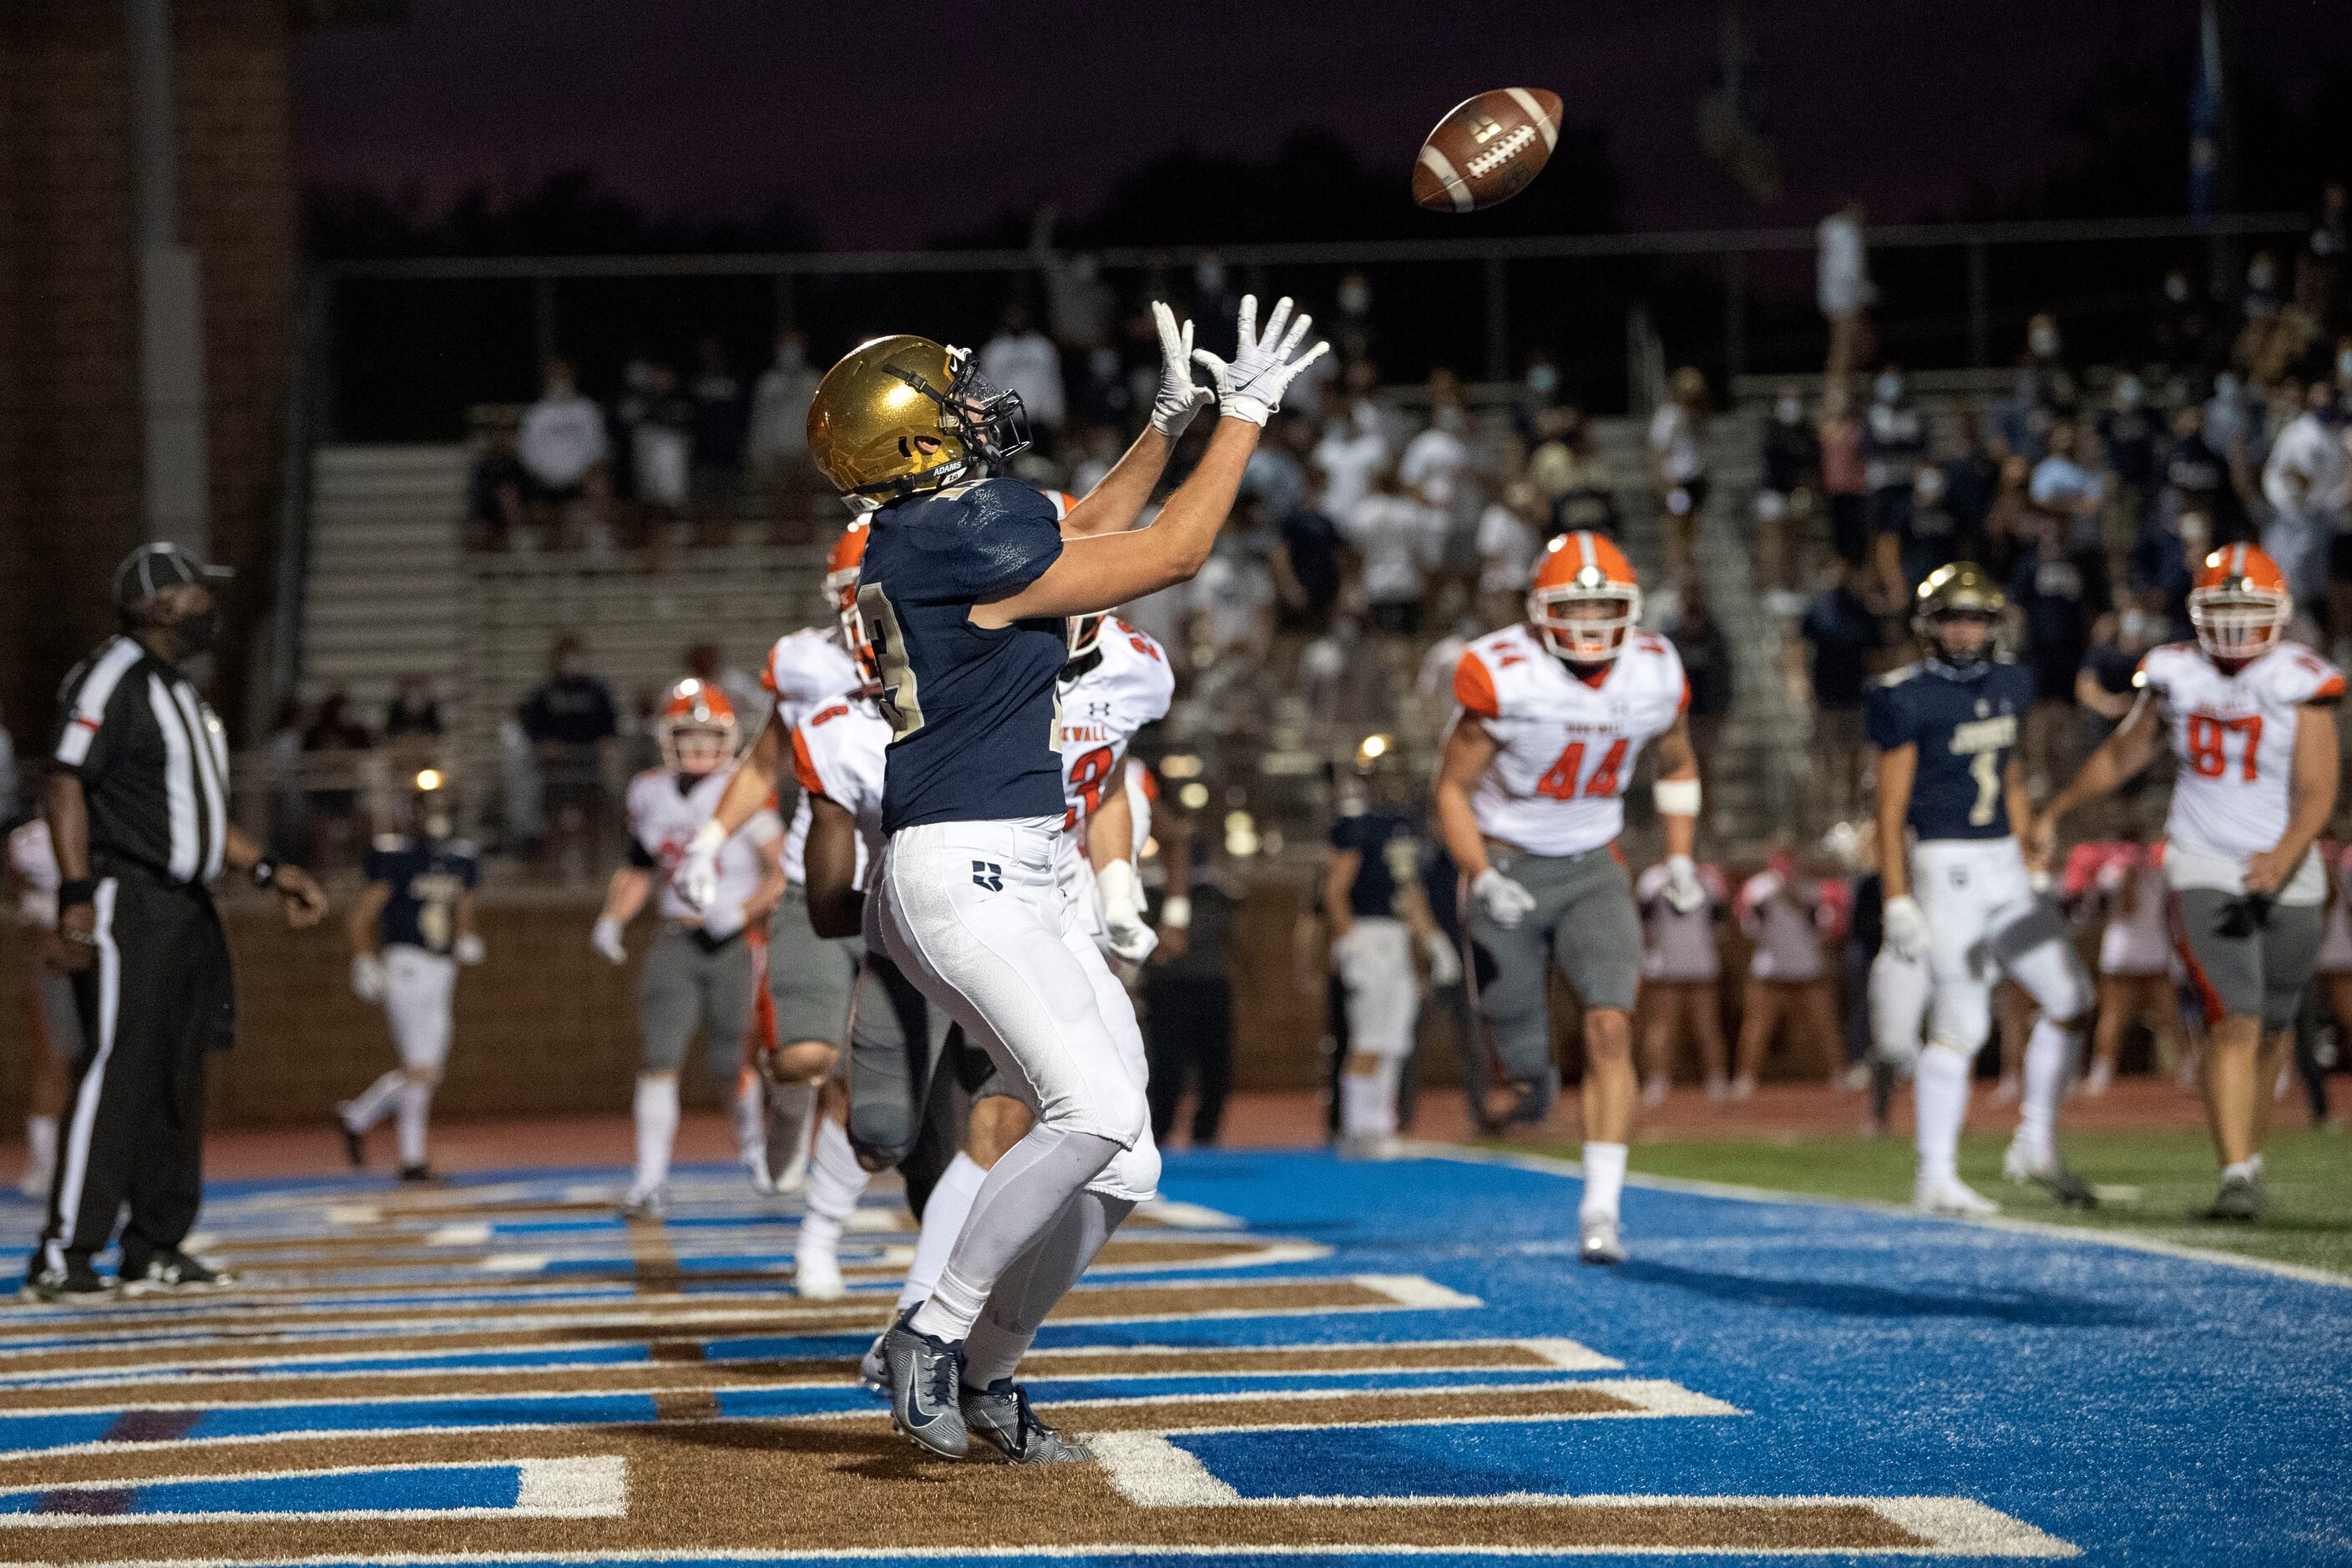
top-left (296, 0), bottom-right (2352, 247)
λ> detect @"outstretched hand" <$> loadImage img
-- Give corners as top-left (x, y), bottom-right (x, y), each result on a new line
top-left (1148, 302), bottom-right (1215, 438)
top-left (1191, 295), bottom-right (1330, 427)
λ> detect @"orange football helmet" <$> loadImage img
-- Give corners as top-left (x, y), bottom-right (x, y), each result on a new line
top-left (657, 678), bottom-right (738, 775)
top-left (1527, 530), bottom-right (1641, 663)
top-left (2188, 543), bottom-right (2291, 663)
top-left (823, 522), bottom-right (878, 685)
top-left (1035, 489), bottom-right (1105, 659)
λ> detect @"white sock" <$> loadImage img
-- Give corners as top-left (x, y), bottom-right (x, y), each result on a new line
top-left (1581, 1141), bottom-right (1628, 1222)
top-left (632, 1075), bottom-right (680, 1196)
top-left (24, 1115), bottom-right (56, 1178)
top-left (963, 1190), bottom-right (1134, 1388)
top-left (799, 1116), bottom-right (868, 1256)
top-left (907, 1125), bottom-right (1117, 1343)
top-left (396, 1080), bottom-right (432, 1168)
top-left (346, 1070), bottom-right (406, 1132)
top-left (1914, 1044), bottom-right (1972, 1186)
top-left (2223, 1158), bottom-right (2258, 1184)
top-left (2015, 1018), bottom-right (2075, 1163)
top-left (1340, 1061), bottom-right (1399, 1136)
top-left (766, 1080), bottom-right (819, 1185)
top-left (732, 1069), bottom-right (766, 1164)
top-left (899, 1152), bottom-right (989, 1313)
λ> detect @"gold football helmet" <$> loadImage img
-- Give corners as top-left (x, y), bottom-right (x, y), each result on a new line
top-left (1912, 561), bottom-right (2007, 669)
top-left (806, 335), bottom-right (1029, 508)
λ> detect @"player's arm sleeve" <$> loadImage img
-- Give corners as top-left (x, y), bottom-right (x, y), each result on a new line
top-left (1452, 650), bottom-right (1501, 721)
top-left (1864, 682), bottom-right (1911, 751)
top-left (958, 481), bottom-right (1065, 599)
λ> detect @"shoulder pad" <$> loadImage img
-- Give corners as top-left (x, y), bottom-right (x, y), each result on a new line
top-left (1869, 661), bottom-right (1922, 690)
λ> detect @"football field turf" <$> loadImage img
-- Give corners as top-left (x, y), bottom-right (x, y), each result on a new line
top-left (3, 1145), bottom-right (2348, 1567)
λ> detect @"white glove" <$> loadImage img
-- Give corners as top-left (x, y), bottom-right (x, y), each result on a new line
top-left (1096, 858), bottom-right (1159, 964)
top-left (591, 916), bottom-right (628, 966)
top-left (676, 819), bottom-right (727, 911)
top-left (701, 900), bottom-right (747, 943)
top-left (350, 953), bottom-right (387, 1004)
top-left (453, 933), bottom-right (486, 967)
top-left (1471, 867), bottom-right (1538, 930)
top-left (1424, 930), bottom-right (1462, 988)
top-left (1663, 854), bottom-right (1708, 915)
top-left (1191, 294), bottom-right (1330, 426)
top-left (1148, 302), bottom-right (1215, 438)
top-left (1882, 894), bottom-right (1932, 962)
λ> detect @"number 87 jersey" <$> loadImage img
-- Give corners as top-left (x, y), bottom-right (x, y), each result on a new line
top-left (2137, 640), bottom-right (2344, 868)
top-left (1451, 622), bottom-right (1688, 855)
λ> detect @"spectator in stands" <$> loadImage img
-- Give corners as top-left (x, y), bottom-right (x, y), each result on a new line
top-left (1039, 231), bottom-right (1115, 353)
top-left (382, 673), bottom-right (444, 777)
top-left (1732, 842), bottom-right (1840, 1098)
top-left (264, 699), bottom-right (308, 864)
top-left (748, 330), bottom-right (823, 542)
top-left (1344, 466), bottom-right (1446, 638)
top-left (1864, 366), bottom-right (1927, 607)
top-left (1272, 466), bottom-right (1348, 639)
top-left (620, 362), bottom-right (694, 552)
top-left (2007, 503), bottom-right (2108, 798)
top-left (1402, 369), bottom-right (1479, 604)
top-left (1190, 521), bottom-right (1278, 699)
top-left (977, 303), bottom-right (1065, 449)
top-left (2080, 832), bottom-right (2180, 1096)
top-left (1146, 822), bottom-right (1242, 1148)
top-left (1841, 819), bottom-right (1890, 1115)
top-left (1797, 560), bottom-right (1881, 826)
top-left (1649, 367), bottom-right (1710, 576)
top-left (1475, 482), bottom-right (1542, 625)
top-left (518, 635), bottom-right (620, 881)
top-left (2157, 401), bottom-right (2235, 545)
top-left (1899, 462), bottom-right (1964, 599)
top-left (1666, 579), bottom-right (1733, 832)
top-left (1758, 384), bottom-right (1818, 615)
top-left (2076, 596), bottom-right (2162, 731)
top-left (1313, 361), bottom-right (1392, 525)
top-left (2097, 372), bottom-right (2160, 562)
top-left (1635, 857), bottom-right (1729, 1102)
top-left (301, 688), bottom-right (376, 868)
top-left (2153, 266), bottom-right (2217, 382)
top-left (1818, 196), bottom-right (1874, 384)
top-left (1242, 413), bottom-right (1309, 529)
top-left (1527, 405), bottom-right (1616, 539)
top-left (2309, 180), bottom-right (2349, 316)
top-left (2009, 311), bottom-right (2077, 452)
top-left (464, 410), bottom-right (529, 552)
top-left (2314, 837), bottom-right (2352, 1087)
top-left (517, 358), bottom-right (611, 548)
top-left (689, 336), bottom-right (747, 531)
top-left (2263, 377), bottom-right (2349, 635)
top-left (2029, 420), bottom-right (2105, 530)
top-left (1818, 385), bottom-right (1871, 575)
top-left (1191, 253), bottom-right (1242, 341)
top-left (1333, 271), bottom-right (1377, 368)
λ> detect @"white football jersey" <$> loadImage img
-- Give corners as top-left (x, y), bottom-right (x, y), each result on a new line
top-left (1120, 756), bottom-right (1156, 862)
top-left (1056, 620), bottom-right (1175, 834)
top-left (791, 693), bottom-right (893, 883)
top-left (2139, 641), bottom-right (2344, 899)
top-left (2092, 847), bottom-right (2172, 976)
top-left (8, 818), bottom-right (59, 929)
top-left (765, 627), bottom-right (863, 884)
top-left (625, 766), bottom-right (781, 924)
top-left (1454, 622), bottom-right (1688, 857)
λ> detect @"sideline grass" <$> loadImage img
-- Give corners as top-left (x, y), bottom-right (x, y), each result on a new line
top-left (1530, 1127), bottom-right (2352, 1277)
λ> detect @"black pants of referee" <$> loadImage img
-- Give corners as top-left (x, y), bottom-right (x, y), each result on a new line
top-left (35, 867), bottom-right (233, 1278)
top-left (1146, 976), bottom-right (1235, 1146)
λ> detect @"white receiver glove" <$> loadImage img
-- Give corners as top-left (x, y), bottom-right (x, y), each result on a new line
top-left (701, 900), bottom-right (747, 943)
top-left (453, 933), bottom-right (487, 967)
top-left (1148, 302), bottom-right (1215, 438)
top-left (1191, 294), bottom-right (1331, 426)
top-left (1882, 894), bottom-right (1932, 963)
top-left (591, 917), bottom-right (629, 966)
top-left (350, 953), bottom-right (387, 1004)
top-left (676, 819), bottom-right (727, 911)
top-left (1663, 854), bottom-right (1707, 915)
top-left (1424, 930), bottom-right (1463, 988)
top-left (1096, 858), bottom-right (1159, 964)
top-left (1471, 867), bottom-right (1539, 930)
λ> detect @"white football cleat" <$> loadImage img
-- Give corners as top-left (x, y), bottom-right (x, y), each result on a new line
top-left (795, 1246), bottom-right (846, 1301)
top-left (1578, 1211), bottom-right (1626, 1266)
top-left (1913, 1176), bottom-right (2000, 1218)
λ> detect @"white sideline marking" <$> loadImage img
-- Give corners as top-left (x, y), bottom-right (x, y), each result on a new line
top-left (0, 1455), bottom-right (628, 1527)
top-left (1137, 1198), bottom-right (1246, 1230)
top-left (1355, 1273), bottom-right (1481, 1308)
top-left (1410, 1141), bottom-right (2352, 1291)
top-left (1092, 1432), bottom-right (1242, 1505)
top-left (424, 1224), bottom-right (491, 1247)
top-left (477, 1253), bottom-right (551, 1273)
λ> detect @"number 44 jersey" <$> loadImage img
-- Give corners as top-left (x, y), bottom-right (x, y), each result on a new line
top-left (1865, 659), bottom-right (2033, 842)
top-left (1452, 622), bottom-right (1688, 856)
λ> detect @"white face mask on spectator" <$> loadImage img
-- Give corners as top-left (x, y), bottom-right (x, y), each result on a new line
top-left (1339, 280), bottom-right (1372, 316)
top-left (2029, 323), bottom-right (2061, 358)
top-left (1776, 397), bottom-right (1803, 425)
top-left (2115, 375), bottom-right (2144, 410)
top-left (1874, 372), bottom-right (1903, 405)
top-left (1526, 364), bottom-right (1558, 397)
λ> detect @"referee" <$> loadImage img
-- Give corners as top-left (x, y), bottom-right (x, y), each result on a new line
top-left (24, 544), bottom-right (326, 1302)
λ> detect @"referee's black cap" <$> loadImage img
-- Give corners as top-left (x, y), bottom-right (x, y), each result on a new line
top-left (114, 542), bottom-right (233, 609)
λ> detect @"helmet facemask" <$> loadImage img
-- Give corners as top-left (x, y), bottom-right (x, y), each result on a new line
top-left (860, 348), bottom-right (1029, 504)
top-left (1920, 608), bottom-right (1996, 672)
top-left (2190, 584), bottom-right (2289, 663)
top-left (1528, 579), bottom-right (1641, 664)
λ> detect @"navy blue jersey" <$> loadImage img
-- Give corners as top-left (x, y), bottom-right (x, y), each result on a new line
top-left (1331, 809), bottom-right (1423, 920)
top-left (1866, 660), bottom-right (2032, 842)
top-left (859, 479), bottom-right (1067, 833)
top-left (364, 834), bottom-right (480, 954)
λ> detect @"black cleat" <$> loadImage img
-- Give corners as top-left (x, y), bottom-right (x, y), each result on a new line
top-left (2202, 1173), bottom-right (2265, 1222)
top-left (2031, 1165), bottom-right (2098, 1211)
top-left (333, 1105), bottom-right (367, 1168)
top-left (119, 1249), bottom-right (240, 1295)
top-left (20, 1257), bottom-right (114, 1303)
top-left (397, 1164), bottom-right (438, 1185)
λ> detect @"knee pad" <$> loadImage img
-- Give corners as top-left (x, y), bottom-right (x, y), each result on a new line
top-left (1090, 1126), bottom-right (1161, 1203)
top-left (1926, 979), bottom-right (1993, 1060)
top-left (846, 1097), bottom-right (916, 1170)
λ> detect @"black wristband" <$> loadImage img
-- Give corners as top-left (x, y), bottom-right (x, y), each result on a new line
top-left (58, 878), bottom-right (97, 909)
top-left (250, 858), bottom-right (279, 889)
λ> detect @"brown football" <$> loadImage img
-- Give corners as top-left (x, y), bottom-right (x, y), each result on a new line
top-left (1412, 88), bottom-right (1564, 213)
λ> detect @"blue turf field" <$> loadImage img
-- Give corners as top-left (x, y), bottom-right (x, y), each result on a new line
top-left (3, 1147), bottom-right (2347, 1565)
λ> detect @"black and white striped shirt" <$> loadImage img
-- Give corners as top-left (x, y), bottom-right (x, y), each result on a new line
top-left (51, 636), bottom-right (230, 886)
